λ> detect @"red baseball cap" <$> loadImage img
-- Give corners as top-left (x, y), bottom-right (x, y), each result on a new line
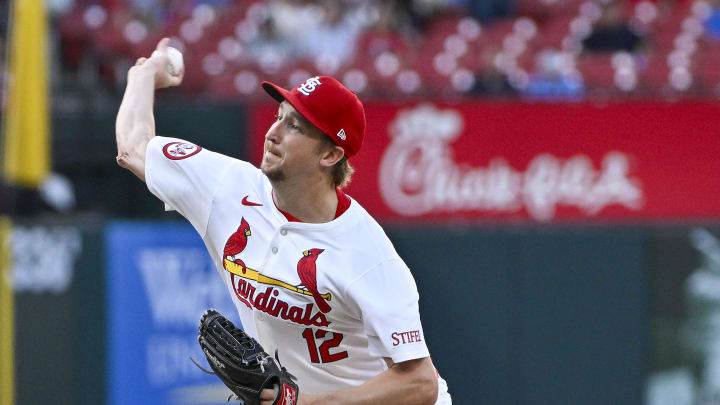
top-left (262, 76), bottom-right (366, 158)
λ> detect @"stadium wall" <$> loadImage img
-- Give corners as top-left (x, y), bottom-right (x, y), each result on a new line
top-left (12, 218), bottom-right (718, 404)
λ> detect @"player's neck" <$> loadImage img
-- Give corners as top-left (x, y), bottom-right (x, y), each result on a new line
top-left (271, 176), bottom-right (338, 223)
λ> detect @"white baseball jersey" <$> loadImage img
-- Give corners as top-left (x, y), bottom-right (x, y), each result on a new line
top-left (145, 136), bottom-right (450, 402)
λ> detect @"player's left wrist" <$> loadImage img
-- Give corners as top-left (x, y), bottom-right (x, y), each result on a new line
top-left (297, 391), bottom-right (320, 405)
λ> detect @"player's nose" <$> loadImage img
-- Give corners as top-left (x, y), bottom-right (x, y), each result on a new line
top-left (265, 120), bottom-right (282, 143)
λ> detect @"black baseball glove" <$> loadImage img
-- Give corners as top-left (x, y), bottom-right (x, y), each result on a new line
top-left (192, 309), bottom-right (299, 405)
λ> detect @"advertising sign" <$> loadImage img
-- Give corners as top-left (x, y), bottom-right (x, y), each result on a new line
top-left (11, 219), bottom-right (104, 405)
top-left (107, 222), bottom-right (237, 405)
top-left (10, 224), bottom-right (81, 294)
top-left (251, 101), bottom-right (720, 222)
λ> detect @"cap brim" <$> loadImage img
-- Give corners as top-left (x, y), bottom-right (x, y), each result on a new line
top-left (261, 80), bottom-right (330, 140)
top-left (262, 81), bottom-right (288, 103)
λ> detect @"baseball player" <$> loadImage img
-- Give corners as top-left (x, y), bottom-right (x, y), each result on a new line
top-left (116, 38), bottom-right (451, 404)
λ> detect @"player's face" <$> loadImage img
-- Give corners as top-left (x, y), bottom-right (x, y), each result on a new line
top-left (261, 101), bottom-right (327, 182)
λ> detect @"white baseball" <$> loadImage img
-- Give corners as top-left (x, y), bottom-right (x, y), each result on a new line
top-left (151, 46), bottom-right (184, 76)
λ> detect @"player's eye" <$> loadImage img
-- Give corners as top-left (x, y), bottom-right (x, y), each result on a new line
top-left (275, 113), bottom-right (282, 121)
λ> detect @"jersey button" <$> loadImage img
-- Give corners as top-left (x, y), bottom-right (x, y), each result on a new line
top-left (280, 229), bottom-right (287, 236)
top-left (272, 247), bottom-right (278, 254)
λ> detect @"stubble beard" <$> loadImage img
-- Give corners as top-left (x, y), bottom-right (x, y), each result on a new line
top-left (261, 162), bottom-right (286, 182)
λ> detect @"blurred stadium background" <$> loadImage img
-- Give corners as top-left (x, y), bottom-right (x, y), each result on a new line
top-left (1, 0), bottom-right (720, 404)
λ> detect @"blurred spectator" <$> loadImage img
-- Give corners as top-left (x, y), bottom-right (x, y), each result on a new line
top-left (298, 0), bottom-right (369, 66)
top-left (130, 0), bottom-right (173, 28)
top-left (704, 0), bottom-right (720, 41)
top-left (524, 50), bottom-right (584, 99)
top-left (269, 0), bottom-right (325, 40)
top-left (246, 14), bottom-right (297, 65)
top-left (400, 0), bottom-right (464, 30)
top-left (472, 48), bottom-right (517, 96)
top-left (355, 1), bottom-right (416, 60)
top-left (248, 0), bottom-right (372, 73)
top-left (583, 0), bottom-right (643, 52)
top-left (47, 0), bottom-right (74, 15)
top-left (467, 0), bottom-right (515, 22)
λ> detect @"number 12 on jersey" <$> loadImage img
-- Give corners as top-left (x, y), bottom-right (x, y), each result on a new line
top-left (302, 328), bottom-right (348, 363)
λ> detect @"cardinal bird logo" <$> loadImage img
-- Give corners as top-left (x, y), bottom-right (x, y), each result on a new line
top-left (223, 217), bottom-right (251, 272)
top-left (297, 248), bottom-right (331, 313)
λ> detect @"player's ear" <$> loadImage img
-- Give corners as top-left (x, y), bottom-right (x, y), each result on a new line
top-left (319, 145), bottom-right (344, 168)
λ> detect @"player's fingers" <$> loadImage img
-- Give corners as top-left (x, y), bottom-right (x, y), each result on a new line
top-left (156, 37), bottom-right (169, 51)
top-left (174, 67), bottom-right (185, 82)
top-left (135, 57), bottom-right (147, 66)
top-left (164, 66), bottom-right (185, 87)
top-left (259, 387), bottom-right (278, 401)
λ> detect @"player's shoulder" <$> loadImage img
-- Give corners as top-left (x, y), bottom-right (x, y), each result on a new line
top-left (340, 201), bottom-right (416, 291)
top-left (150, 136), bottom-right (258, 173)
top-left (146, 136), bottom-right (266, 200)
top-left (341, 198), bottom-right (401, 260)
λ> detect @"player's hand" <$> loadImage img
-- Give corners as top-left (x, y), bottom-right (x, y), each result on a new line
top-left (260, 386), bottom-right (278, 405)
top-left (130, 37), bottom-right (184, 89)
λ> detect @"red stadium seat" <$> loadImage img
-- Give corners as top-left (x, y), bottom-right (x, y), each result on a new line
top-left (576, 53), bottom-right (615, 89)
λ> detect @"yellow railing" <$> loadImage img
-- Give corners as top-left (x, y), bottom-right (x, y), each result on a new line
top-left (0, 217), bottom-right (14, 405)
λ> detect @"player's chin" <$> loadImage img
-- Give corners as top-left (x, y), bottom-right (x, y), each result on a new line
top-left (261, 163), bottom-right (285, 182)
top-left (260, 154), bottom-right (274, 170)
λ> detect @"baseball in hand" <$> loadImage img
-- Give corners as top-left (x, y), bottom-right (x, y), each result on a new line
top-left (151, 46), bottom-right (184, 76)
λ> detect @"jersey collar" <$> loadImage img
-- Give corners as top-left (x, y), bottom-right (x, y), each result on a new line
top-left (272, 188), bottom-right (351, 223)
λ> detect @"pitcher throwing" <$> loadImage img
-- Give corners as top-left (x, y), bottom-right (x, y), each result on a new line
top-left (116, 38), bottom-right (451, 405)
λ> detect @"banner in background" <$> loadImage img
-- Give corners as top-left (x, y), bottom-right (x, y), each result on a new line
top-left (107, 222), bottom-right (236, 405)
top-left (251, 101), bottom-right (720, 222)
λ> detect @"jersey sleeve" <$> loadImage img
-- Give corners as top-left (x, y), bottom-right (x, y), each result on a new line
top-left (346, 258), bottom-right (430, 363)
top-left (145, 136), bottom-right (240, 237)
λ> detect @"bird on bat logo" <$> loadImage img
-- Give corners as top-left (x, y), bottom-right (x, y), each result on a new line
top-left (297, 248), bottom-right (331, 313)
top-left (223, 217), bottom-right (251, 271)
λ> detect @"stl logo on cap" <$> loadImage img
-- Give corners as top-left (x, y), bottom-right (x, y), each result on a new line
top-left (297, 76), bottom-right (322, 96)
